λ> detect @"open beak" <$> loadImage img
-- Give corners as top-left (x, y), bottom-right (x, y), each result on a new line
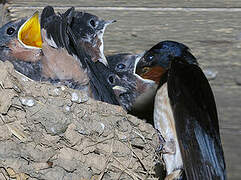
top-left (97, 19), bottom-right (116, 31)
top-left (104, 19), bottom-right (117, 26)
top-left (112, 85), bottom-right (127, 96)
top-left (18, 11), bottom-right (42, 49)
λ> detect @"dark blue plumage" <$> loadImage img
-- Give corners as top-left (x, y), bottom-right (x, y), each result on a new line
top-left (135, 40), bottom-right (226, 180)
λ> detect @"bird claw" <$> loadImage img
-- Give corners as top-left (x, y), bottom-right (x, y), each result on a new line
top-left (162, 140), bottom-right (176, 154)
top-left (156, 129), bottom-right (176, 154)
top-left (156, 129), bottom-right (165, 152)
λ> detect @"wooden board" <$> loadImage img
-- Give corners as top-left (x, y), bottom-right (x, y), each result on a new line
top-left (214, 86), bottom-right (241, 180)
top-left (7, 0), bottom-right (241, 8)
top-left (0, 3), bottom-right (2, 25)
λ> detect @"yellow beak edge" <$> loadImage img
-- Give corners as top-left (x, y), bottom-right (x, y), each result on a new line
top-left (18, 11), bottom-right (42, 49)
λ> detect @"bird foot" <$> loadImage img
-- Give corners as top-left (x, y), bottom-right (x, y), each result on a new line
top-left (162, 140), bottom-right (176, 154)
top-left (156, 130), bottom-right (176, 154)
top-left (156, 130), bottom-right (165, 152)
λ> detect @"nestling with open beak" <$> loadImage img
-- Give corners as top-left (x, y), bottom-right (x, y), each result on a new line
top-left (0, 12), bottom-right (42, 80)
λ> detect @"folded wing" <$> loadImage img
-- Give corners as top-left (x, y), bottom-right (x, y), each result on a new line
top-left (167, 59), bottom-right (226, 180)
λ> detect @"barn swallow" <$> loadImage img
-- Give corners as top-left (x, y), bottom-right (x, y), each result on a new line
top-left (135, 41), bottom-right (226, 179)
top-left (107, 53), bottom-right (136, 77)
top-left (0, 12), bottom-right (42, 80)
top-left (39, 6), bottom-right (116, 88)
top-left (40, 6), bottom-right (119, 104)
top-left (107, 53), bottom-right (158, 122)
top-left (0, 8), bottom-right (89, 83)
top-left (39, 6), bottom-right (89, 85)
top-left (41, 6), bottom-right (116, 65)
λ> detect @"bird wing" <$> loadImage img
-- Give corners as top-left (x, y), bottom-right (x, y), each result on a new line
top-left (69, 34), bottom-right (119, 104)
top-left (41, 6), bottom-right (75, 53)
top-left (40, 6), bottom-right (55, 28)
top-left (86, 60), bottom-right (120, 104)
top-left (41, 6), bottom-right (119, 104)
top-left (167, 59), bottom-right (226, 180)
top-left (63, 13), bottom-right (119, 105)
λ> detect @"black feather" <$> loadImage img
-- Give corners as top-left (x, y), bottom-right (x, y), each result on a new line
top-left (64, 18), bottom-right (119, 105)
top-left (167, 59), bottom-right (226, 180)
top-left (41, 6), bottom-right (119, 105)
top-left (40, 6), bottom-right (55, 28)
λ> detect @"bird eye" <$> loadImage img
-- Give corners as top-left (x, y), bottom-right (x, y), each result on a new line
top-left (145, 54), bottom-right (154, 62)
top-left (6, 27), bottom-right (15, 35)
top-left (108, 74), bottom-right (115, 85)
top-left (89, 19), bottom-right (96, 28)
top-left (116, 63), bottom-right (126, 70)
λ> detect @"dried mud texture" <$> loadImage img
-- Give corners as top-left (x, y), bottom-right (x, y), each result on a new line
top-left (0, 61), bottom-right (162, 180)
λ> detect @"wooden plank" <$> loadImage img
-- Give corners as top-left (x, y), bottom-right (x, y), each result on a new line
top-left (207, 65), bottom-right (241, 86)
top-left (221, 129), bottom-right (241, 180)
top-left (212, 86), bottom-right (241, 180)
top-left (7, 0), bottom-right (241, 8)
top-left (0, 3), bottom-right (2, 25)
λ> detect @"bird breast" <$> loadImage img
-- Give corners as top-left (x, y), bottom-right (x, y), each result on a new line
top-left (154, 83), bottom-right (177, 140)
top-left (41, 42), bottom-right (89, 85)
top-left (154, 83), bottom-right (183, 174)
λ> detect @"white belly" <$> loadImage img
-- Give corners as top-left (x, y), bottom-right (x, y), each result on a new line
top-left (154, 83), bottom-right (183, 175)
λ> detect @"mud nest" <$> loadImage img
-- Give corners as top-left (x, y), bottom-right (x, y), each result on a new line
top-left (0, 61), bottom-right (163, 180)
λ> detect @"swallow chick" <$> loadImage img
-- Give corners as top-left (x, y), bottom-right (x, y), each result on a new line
top-left (135, 41), bottom-right (226, 180)
top-left (39, 6), bottom-right (89, 87)
top-left (0, 12), bottom-right (42, 80)
top-left (40, 6), bottom-right (119, 105)
top-left (0, 8), bottom-right (88, 84)
top-left (107, 53), bottom-right (158, 122)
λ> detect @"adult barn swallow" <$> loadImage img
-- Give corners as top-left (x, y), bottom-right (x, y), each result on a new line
top-left (107, 53), bottom-right (158, 122)
top-left (135, 41), bottom-right (226, 179)
top-left (0, 12), bottom-right (42, 80)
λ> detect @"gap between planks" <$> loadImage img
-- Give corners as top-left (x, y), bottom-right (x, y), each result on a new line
top-left (7, 6), bottom-right (241, 12)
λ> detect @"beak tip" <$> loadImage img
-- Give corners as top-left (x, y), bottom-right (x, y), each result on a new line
top-left (112, 86), bottom-right (127, 93)
top-left (104, 19), bottom-right (117, 25)
top-left (33, 11), bottom-right (39, 16)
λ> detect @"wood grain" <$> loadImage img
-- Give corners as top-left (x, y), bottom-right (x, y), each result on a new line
top-left (7, 0), bottom-right (241, 8)
top-left (6, 8), bottom-right (241, 68)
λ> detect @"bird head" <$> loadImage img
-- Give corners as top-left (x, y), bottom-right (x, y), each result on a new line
top-left (107, 53), bottom-right (157, 116)
top-left (0, 12), bottom-right (42, 63)
top-left (135, 41), bottom-right (198, 84)
top-left (107, 53), bottom-right (137, 77)
top-left (70, 11), bottom-right (116, 66)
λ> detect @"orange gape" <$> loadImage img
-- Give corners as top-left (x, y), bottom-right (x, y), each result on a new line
top-left (142, 66), bottom-right (166, 84)
top-left (18, 12), bottom-right (42, 48)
